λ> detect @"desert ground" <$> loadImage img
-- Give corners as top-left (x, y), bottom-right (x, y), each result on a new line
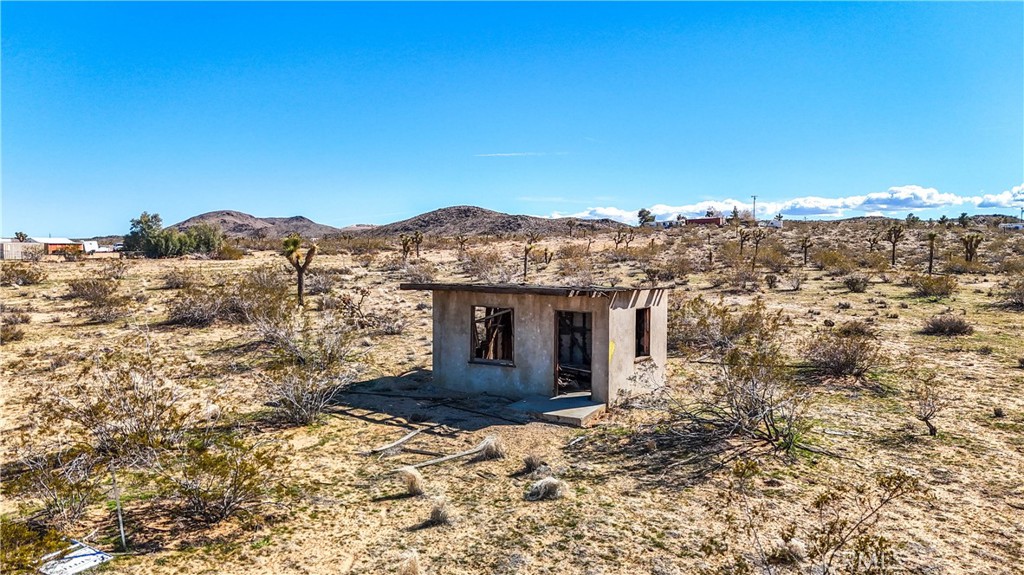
top-left (2, 217), bottom-right (1023, 575)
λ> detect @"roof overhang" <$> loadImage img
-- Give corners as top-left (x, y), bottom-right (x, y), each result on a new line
top-left (399, 283), bottom-right (668, 297)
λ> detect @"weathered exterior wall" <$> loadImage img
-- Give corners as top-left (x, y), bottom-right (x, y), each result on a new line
top-left (603, 289), bottom-right (668, 405)
top-left (429, 287), bottom-right (668, 405)
top-left (432, 290), bottom-right (610, 399)
top-left (0, 242), bottom-right (44, 261)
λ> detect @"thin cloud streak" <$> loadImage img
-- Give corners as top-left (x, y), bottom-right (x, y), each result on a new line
top-left (546, 183), bottom-right (1024, 224)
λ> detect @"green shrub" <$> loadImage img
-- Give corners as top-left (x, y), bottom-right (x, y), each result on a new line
top-left (907, 274), bottom-right (957, 297)
top-left (160, 434), bottom-right (283, 524)
top-left (0, 518), bottom-right (65, 574)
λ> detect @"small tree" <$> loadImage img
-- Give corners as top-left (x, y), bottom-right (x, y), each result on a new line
top-left (14, 231), bottom-right (29, 242)
top-left (283, 234), bottom-right (317, 307)
top-left (961, 234), bottom-right (982, 263)
top-left (884, 225), bottom-right (904, 266)
top-left (637, 209), bottom-right (654, 227)
top-left (800, 236), bottom-right (813, 266)
top-left (909, 370), bottom-right (945, 436)
top-left (958, 212), bottom-right (970, 228)
top-left (399, 234), bottom-right (413, 262)
top-left (749, 229), bottom-right (768, 272)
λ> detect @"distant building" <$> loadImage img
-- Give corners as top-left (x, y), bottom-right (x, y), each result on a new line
top-left (0, 240), bottom-right (44, 260)
top-left (30, 237), bottom-right (83, 255)
top-left (683, 216), bottom-right (725, 227)
top-left (998, 223), bottom-right (1023, 231)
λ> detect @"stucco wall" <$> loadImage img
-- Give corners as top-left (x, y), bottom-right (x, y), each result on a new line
top-left (603, 289), bottom-right (668, 405)
top-left (429, 288), bottom-right (667, 404)
top-left (431, 290), bottom-right (610, 399)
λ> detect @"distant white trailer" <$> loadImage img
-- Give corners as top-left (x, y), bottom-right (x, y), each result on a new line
top-left (998, 223), bottom-right (1023, 231)
top-left (81, 241), bottom-right (99, 254)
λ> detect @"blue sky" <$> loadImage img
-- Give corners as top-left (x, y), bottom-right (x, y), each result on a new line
top-left (2, 2), bottom-right (1022, 237)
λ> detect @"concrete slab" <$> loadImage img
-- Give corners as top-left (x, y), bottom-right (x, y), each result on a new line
top-left (507, 392), bottom-right (606, 427)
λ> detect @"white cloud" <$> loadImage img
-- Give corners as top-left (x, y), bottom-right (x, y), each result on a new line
top-left (547, 183), bottom-right (1024, 224)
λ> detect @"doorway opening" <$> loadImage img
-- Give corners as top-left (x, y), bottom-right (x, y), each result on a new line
top-left (555, 311), bottom-right (592, 395)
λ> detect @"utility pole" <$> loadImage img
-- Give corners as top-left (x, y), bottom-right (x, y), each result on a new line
top-left (751, 195), bottom-right (757, 222)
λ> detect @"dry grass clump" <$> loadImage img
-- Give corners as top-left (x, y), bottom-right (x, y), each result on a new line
top-left (921, 314), bottom-right (974, 336)
top-left (397, 466), bottom-right (425, 496)
top-left (834, 320), bottom-right (876, 338)
top-left (525, 477), bottom-right (568, 501)
top-left (1001, 275), bottom-right (1024, 308)
top-left (397, 550), bottom-right (423, 575)
top-left (522, 454), bottom-right (545, 474)
top-left (477, 435), bottom-right (507, 460)
top-left (1, 322), bottom-right (26, 344)
top-left (427, 497), bottom-right (451, 526)
top-left (0, 305), bottom-right (30, 344)
top-left (161, 267), bottom-right (198, 290)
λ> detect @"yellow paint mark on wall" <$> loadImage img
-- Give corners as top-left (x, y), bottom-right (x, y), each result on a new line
top-left (608, 341), bottom-right (615, 362)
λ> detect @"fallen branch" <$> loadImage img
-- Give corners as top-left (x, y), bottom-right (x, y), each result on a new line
top-left (363, 423), bottom-right (442, 456)
top-left (393, 435), bottom-right (505, 471)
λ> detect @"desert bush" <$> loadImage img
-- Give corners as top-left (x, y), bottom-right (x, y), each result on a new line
top-left (763, 273), bottom-right (778, 290)
top-left (101, 259), bottom-right (130, 280)
top-left (811, 249), bottom-right (856, 276)
top-left (759, 243), bottom-right (790, 273)
top-left (907, 273), bottom-right (957, 297)
top-left (557, 243), bottom-right (589, 259)
top-left (842, 274), bottom-right (870, 293)
top-left (944, 256), bottom-right (985, 275)
top-left (668, 296), bottom-right (787, 355)
top-left (161, 267), bottom-right (198, 289)
top-left (1, 323), bottom-right (25, 344)
top-left (1, 262), bottom-right (47, 286)
top-left (45, 336), bottom-right (197, 461)
top-left (906, 369), bottom-right (945, 436)
top-left (405, 262), bottom-right (437, 284)
top-left (304, 273), bottom-right (335, 295)
top-left (166, 285), bottom-right (224, 326)
top-left (921, 314), bottom-right (974, 336)
top-left (525, 477), bottom-right (568, 501)
top-left (67, 278), bottom-right (130, 323)
top-left (265, 367), bottom-right (356, 425)
top-left (784, 273), bottom-right (806, 291)
top-left (9, 444), bottom-right (103, 528)
top-left (0, 518), bottom-right (65, 574)
top-left (463, 250), bottom-right (517, 283)
top-left (224, 266), bottom-right (290, 323)
top-left (256, 311), bottom-right (361, 372)
top-left (801, 331), bottom-right (883, 378)
top-left (996, 256), bottom-right (1024, 274)
top-left (557, 256), bottom-right (594, 286)
top-left (160, 434), bottom-right (283, 524)
top-left (1001, 276), bottom-right (1024, 308)
top-left (834, 320), bottom-right (876, 338)
top-left (214, 243), bottom-right (245, 260)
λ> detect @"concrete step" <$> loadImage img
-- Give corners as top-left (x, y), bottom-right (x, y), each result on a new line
top-left (507, 393), bottom-right (606, 427)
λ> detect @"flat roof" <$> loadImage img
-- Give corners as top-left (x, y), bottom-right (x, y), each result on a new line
top-left (399, 283), bottom-right (667, 297)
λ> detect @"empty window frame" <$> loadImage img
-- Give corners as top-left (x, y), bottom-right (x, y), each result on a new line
top-left (635, 307), bottom-right (651, 358)
top-left (471, 306), bottom-right (514, 364)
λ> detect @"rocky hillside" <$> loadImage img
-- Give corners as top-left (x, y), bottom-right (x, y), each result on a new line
top-left (361, 205), bottom-right (624, 237)
top-left (171, 210), bottom-right (343, 239)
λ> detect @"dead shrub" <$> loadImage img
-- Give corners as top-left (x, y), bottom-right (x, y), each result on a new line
top-left (304, 273), bottom-right (335, 295)
top-left (1, 323), bottom-right (25, 344)
top-left (921, 314), bottom-right (974, 336)
top-left (67, 278), bottom-right (131, 323)
top-left (801, 331), bottom-right (883, 378)
top-left (397, 551), bottom-right (424, 575)
top-left (265, 366), bottom-right (356, 425)
top-left (834, 320), bottom-right (876, 339)
top-left (427, 497), bottom-right (451, 526)
top-left (1001, 275), bottom-right (1024, 308)
top-left (908, 273), bottom-right (958, 298)
top-left (405, 262), bottom-right (437, 284)
top-left (478, 435), bottom-right (507, 460)
top-left (463, 250), bottom-right (517, 283)
top-left (1, 262), bottom-right (47, 286)
top-left (166, 285), bottom-right (224, 327)
top-left (161, 268), bottom-right (198, 289)
top-left (557, 256), bottom-right (594, 286)
top-left (525, 477), bottom-right (568, 501)
top-left (101, 259), bottom-right (130, 280)
top-left (159, 434), bottom-right (283, 524)
top-left (256, 311), bottom-right (361, 372)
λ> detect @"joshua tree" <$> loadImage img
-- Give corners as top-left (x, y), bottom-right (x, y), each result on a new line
top-left (799, 236), bottom-right (813, 266)
top-left (958, 212), bottom-right (970, 228)
top-left (522, 233), bottom-right (541, 282)
top-left (962, 234), bottom-right (982, 263)
top-left (14, 231), bottom-right (28, 242)
top-left (885, 225), bottom-right (904, 266)
top-left (622, 229), bottom-right (636, 249)
top-left (926, 232), bottom-right (938, 275)
top-left (565, 220), bottom-right (577, 237)
top-left (454, 234), bottom-right (469, 254)
top-left (637, 208), bottom-right (654, 227)
top-left (738, 229), bottom-right (751, 256)
top-left (412, 231), bottom-right (424, 258)
top-left (282, 234), bottom-right (317, 307)
top-left (867, 231), bottom-right (882, 252)
top-left (749, 229), bottom-right (768, 272)
top-left (399, 234), bottom-right (413, 262)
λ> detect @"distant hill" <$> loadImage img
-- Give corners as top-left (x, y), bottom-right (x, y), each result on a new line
top-left (171, 210), bottom-right (343, 239)
top-left (361, 205), bottom-right (625, 237)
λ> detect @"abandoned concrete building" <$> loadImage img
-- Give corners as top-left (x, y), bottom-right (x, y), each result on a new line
top-left (400, 283), bottom-right (668, 424)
